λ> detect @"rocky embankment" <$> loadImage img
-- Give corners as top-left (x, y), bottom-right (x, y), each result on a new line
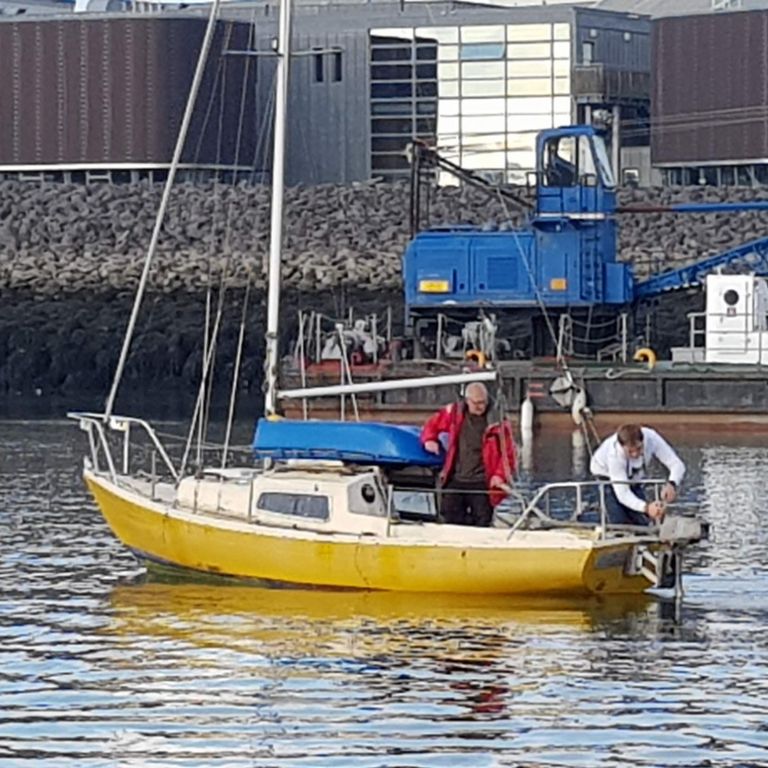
top-left (2, 179), bottom-right (768, 413)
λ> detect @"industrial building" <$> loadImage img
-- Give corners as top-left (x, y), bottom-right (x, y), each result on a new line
top-left (0, 15), bottom-right (262, 183)
top-left (0, 0), bottom-right (766, 186)
top-left (0, 1), bottom-right (651, 185)
top-left (653, 7), bottom-right (768, 186)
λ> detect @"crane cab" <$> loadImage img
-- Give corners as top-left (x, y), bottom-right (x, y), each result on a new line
top-left (535, 126), bottom-right (617, 220)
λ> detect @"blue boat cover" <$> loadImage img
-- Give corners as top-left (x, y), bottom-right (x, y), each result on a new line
top-left (252, 418), bottom-right (442, 467)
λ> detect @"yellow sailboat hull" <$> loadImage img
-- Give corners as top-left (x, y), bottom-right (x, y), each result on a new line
top-left (86, 472), bottom-right (654, 596)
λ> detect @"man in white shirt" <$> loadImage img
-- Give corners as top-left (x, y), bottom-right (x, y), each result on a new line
top-left (590, 423), bottom-right (685, 526)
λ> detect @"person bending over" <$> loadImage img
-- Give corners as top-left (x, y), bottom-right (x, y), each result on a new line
top-left (590, 423), bottom-right (685, 526)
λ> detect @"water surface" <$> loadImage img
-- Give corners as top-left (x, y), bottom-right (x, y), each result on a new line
top-left (1, 421), bottom-right (767, 767)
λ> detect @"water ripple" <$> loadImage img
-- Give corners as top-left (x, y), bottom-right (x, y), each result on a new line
top-left (1, 421), bottom-right (768, 766)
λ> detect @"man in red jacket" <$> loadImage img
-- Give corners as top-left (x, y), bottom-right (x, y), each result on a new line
top-left (420, 382), bottom-right (517, 526)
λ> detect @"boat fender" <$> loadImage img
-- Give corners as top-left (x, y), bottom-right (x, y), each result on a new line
top-left (520, 396), bottom-right (534, 433)
top-left (571, 387), bottom-right (588, 426)
top-left (465, 349), bottom-right (487, 368)
top-left (633, 347), bottom-right (657, 370)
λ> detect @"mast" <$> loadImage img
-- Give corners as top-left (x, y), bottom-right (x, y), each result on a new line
top-left (263, 0), bottom-right (293, 416)
top-left (104, 0), bottom-right (222, 420)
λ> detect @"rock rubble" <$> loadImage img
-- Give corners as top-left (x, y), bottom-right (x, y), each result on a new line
top-left (3, 179), bottom-right (768, 295)
top-left (2, 179), bottom-right (768, 411)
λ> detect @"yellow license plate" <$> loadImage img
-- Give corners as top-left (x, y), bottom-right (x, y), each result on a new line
top-left (418, 279), bottom-right (451, 293)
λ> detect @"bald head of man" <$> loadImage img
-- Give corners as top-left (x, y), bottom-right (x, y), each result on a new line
top-left (464, 382), bottom-right (489, 416)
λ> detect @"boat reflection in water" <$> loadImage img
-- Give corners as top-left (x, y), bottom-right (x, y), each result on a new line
top-left (107, 576), bottom-right (666, 654)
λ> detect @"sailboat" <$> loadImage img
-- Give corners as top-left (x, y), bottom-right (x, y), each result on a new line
top-left (70, 0), bottom-right (707, 597)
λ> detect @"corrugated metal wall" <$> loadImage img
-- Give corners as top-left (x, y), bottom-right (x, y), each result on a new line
top-left (574, 8), bottom-right (651, 69)
top-left (0, 16), bottom-right (261, 169)
top-left (652, 10), bottom-right (768, 165)
top-left (287, 30), bottom-right (370, 183)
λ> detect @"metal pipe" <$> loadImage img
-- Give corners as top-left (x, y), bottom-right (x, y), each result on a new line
top-left (122, 423), bottom-right (130, 475)
top-left (371, 315), bottom-right (378, 364)
top-left (339, 330), bottom-right (345, 422)
top-left (222, 284), bottom-right (251, 467)
top-left (620, 312), bottom-right (628, 363)
top-left (87, 427), bottom-right (99, 474)
top-left (198, 289), bottom-right (212, 468)
top-left (337, 325), bottom-right (359, 421)
top-left (296, 308), bottom-right (309, 420)
top-left (263, 0), bottom-right (293, 416)
top-left (611, 104), bottom-right (620, 182)
top-left (620, 202), bottom-right (768, 214)
top-left (94, 421), bottom-right (117, 483)
top-left (436, 313), bottom-right (443, 361)
top-left (598, 483), bottom-right (606, 538)
top-left (278, 369), bottom-right (497, 399)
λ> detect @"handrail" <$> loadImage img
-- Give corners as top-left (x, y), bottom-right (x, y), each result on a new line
top-left (76, 415), bottom-right (118, 483)
top-left (506, 478), bottom-right (666, 538)
top-left (67, 411), bottom-right (179, 482)
top-left (386, 477), bottom-right (669, 539)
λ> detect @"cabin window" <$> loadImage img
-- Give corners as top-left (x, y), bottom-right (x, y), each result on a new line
top-left (393, 490), bottom-right (437, 519)
top-left (349, 481), bottom-right (388, 518)
top-left (543, 135), bottom-right (576, 187)
top-left (257, 492), bottom-right (329, 520)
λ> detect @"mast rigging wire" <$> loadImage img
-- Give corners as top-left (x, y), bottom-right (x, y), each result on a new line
top-left (104, 0), bottom-right (223, 420)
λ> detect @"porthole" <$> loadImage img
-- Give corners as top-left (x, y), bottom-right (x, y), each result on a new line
top-left (723, 289), bottom-right (740, 306)
top-left (361, 484), bottom-right (376, 504)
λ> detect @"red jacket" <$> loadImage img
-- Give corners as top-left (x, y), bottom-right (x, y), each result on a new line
top-left (420, 402), bottom-right (518, 507)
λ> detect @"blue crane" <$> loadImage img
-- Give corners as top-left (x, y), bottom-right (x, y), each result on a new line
top-left (403, 125), bottom-right (768, 349)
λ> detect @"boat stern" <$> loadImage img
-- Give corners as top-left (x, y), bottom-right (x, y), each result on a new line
top-left (583, 516), bottom-right (707, 595)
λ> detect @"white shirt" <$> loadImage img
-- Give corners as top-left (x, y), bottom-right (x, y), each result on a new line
top-left (590, 427), bottom-right (686, 513)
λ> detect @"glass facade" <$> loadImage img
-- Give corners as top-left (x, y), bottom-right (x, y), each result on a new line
top-left (369, 22), bottom-right (572, 183)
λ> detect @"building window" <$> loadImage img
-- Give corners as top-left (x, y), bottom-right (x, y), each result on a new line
top-left (332, 50), bottom-right (343, 82)
top-left (622, 167), bottom-right (640, 186)
top-left (313, 50), bottom-right (324, 83)
top-left (460, 42), bottom-right (505, 61)
top-left (369, 22), bottom-right (572, 183)
top-left (582, 40), bottom-right (594, 64)
top-left (754, 165), bottom-right (768, 185)
top-left (369, 32), bottom-right (438, 179)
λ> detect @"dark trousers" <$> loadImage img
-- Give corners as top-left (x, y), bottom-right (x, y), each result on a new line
top-left (439, 480), bottom-right (493, 527)
top-left (603, 483), bottom-right (651, 526)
